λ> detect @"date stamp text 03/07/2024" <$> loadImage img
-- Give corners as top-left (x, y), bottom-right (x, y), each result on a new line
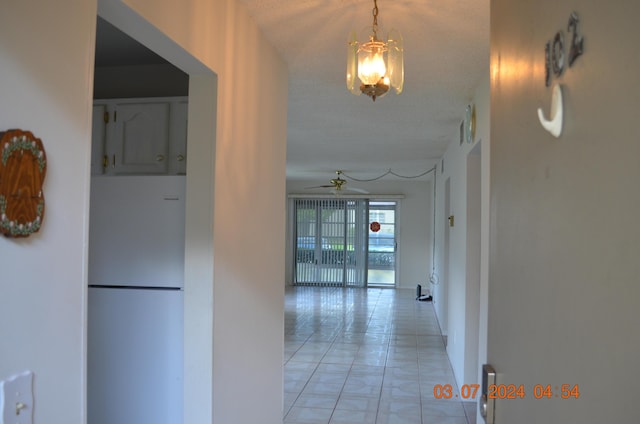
top-left (433, 384), bottom-right (580, 400)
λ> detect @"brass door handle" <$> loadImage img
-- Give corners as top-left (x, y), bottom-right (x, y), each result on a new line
top-left (176, 154), bottom-right (185, 162)
top-left (156, 154), bottom-right (165, 162)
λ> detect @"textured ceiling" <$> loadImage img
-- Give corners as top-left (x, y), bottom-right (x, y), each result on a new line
top-left (239, 0), bottom-right (489, 183)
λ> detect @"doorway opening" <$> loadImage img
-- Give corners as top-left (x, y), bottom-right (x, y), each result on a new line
top-left (89, 8), bottom-right (217, 423)
top-left (88, 17), bottom-right (190, 424)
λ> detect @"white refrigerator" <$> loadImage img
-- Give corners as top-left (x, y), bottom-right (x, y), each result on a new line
top-left (88, 175), bottom-right (185, 424)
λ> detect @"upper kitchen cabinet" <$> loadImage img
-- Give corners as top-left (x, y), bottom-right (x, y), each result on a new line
top-left (169, 99), bottom-right (188, 175)
top-left (92, 104), bottom-right (107, 175)
top-left (92, 97), bottom-right (188, 175)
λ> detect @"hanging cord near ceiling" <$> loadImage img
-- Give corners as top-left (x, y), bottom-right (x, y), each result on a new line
top-left (341, 167), bottom-right (440, 285)
top-left (341, 166), bottom-right (436, 182)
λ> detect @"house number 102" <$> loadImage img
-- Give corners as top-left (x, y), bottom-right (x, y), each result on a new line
top-left (545, 12), bottom-right (584, 87)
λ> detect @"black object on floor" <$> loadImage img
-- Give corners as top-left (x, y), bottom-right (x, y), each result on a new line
top-left (416, 284), bottom-right (432, 302)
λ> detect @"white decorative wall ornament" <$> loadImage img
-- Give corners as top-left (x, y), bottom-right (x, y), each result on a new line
top-left (537, 83), bottom-right (563, 138)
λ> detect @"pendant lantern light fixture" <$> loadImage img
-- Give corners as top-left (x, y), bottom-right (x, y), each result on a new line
top-left (346, 0), bottom-right (404, 101)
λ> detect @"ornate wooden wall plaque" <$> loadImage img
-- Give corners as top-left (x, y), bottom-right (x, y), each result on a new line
top-left (0, 129), bottom-right (47, 237)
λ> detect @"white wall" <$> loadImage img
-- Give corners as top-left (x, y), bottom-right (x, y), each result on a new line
top-left (102, 1), bottom-right (288, 423)
top-left (433, 73), bottom-right (490, 390)
top-left (286, 180), bottom-right (433, 289)
top-left (0, 2), bottom-right (97, 422)
top-left (464, 146), bottom-right (481, 393)
top-left (490, 1), bottom-right (640, 422)
top-left (0, 1), bottom-right (287, 423)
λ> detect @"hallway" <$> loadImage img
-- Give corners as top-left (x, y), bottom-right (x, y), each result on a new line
top-left (284, 286), bottom-right (476, 424)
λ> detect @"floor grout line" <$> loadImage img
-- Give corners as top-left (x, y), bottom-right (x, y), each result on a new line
top-left (284, 286), bottom-right (473, 424)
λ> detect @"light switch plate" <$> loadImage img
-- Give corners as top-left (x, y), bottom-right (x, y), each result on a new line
top-left (1, 371), bottom-right (34, 424)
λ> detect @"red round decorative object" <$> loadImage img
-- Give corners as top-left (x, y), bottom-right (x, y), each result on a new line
top-left (370, 221), bottom-right (381, 232)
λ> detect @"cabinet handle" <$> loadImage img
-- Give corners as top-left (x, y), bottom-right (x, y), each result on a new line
top-left (102, 155), bottom-right (108, 169)
top-left (112, 154), bottom-right (115, 168)
top-left (156, 154), bottom-right (165, 162)
top-left (15, 402), bottom-right (27, 416)
top-left (177, 154), bottom-right (185, 162)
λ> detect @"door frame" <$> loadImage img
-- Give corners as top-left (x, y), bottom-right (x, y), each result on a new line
top-left (95, 4), bottom-right (217, 422)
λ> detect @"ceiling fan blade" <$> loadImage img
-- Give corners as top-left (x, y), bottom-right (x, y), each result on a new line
top-left (304, 184), bottom-right (335, 189)
top-left (305, 171), bottom-right (355, 192)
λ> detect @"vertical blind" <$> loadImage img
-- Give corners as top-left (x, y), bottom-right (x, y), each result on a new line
top-left (294, 199), bottom-right (368, 287)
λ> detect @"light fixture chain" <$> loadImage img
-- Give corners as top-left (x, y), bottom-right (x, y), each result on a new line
top-left (372, 0), bottom-right (379, 37)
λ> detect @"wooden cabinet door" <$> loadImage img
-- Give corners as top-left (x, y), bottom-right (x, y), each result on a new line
top-left (110, 102), bottom-right (170, 174)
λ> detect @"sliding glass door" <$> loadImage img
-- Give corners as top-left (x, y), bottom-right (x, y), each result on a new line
top-left (367, 201), bottom-right (396, 286)
top-left (294, 199), bottom-right (367, 287)
top-left (294, 199), bottom-right (396, 287)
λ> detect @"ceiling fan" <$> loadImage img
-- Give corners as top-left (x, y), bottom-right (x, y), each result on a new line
top-left (305, 171), bottom-right (368, 193)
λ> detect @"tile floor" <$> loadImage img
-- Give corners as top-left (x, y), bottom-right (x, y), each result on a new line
top-left (284, 286), bottom-right (477, 424)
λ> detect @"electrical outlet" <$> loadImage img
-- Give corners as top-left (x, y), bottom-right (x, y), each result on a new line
top-left (1, 371), bottom-right (34, 424)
